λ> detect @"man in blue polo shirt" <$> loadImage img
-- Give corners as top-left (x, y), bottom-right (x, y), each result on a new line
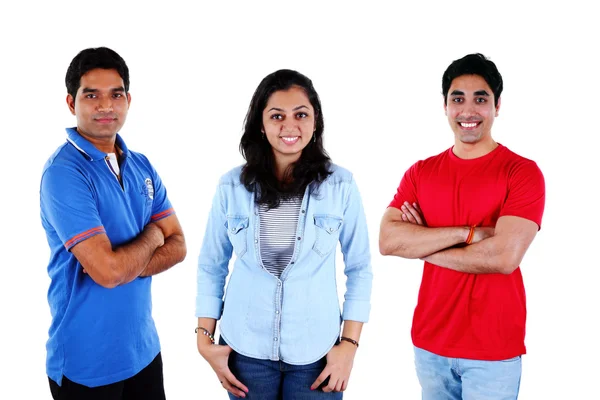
top-left (40, 47), bottom-right (187, 400)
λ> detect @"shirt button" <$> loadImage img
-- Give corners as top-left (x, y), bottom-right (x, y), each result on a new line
top-left (275, 310), bottom-right (279, 314)
top-left (277, 282), bottom-right (282, 286)
top-left (274, 337), bottom-right (278, 341)
top-left (255, 239), bottom-right (258, 243)
top-left (329, 228), bottom-right (334, 232)
top-left (297, 237), bottom-right (301, 241)
top-left (301, 210), bottom-right (305, 213)
top-left (290, 261), bottom-right (294, 264)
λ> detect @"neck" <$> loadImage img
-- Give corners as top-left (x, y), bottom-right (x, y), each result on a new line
top-left (77, 128), bottom-right (117, 154)
top-left (452, 136), bottom-right (498, 160)
top-left (273, 153), bottom-right (300, 182)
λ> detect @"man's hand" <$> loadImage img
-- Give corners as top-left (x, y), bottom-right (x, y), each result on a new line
top-left (400, 201), bottom-right (426, 226)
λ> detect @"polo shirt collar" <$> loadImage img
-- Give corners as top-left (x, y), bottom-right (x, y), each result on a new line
top-left (66, 127), bottom-right (130, 161)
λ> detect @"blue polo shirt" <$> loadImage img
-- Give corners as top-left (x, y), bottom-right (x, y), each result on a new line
top-left (40, 128), bottom-right (174, 387)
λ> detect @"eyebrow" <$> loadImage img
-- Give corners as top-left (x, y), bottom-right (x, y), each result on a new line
top-left (449, 89), bottom-right (490, 96)
top-left (267, 105), bottom-right (310, 112)
top-left (81, 86), bottom-right (125, 93)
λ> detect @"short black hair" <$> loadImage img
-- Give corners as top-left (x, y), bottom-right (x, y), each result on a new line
top-left (442, 53), bottom-right (503, 106)
top-left (65, 47), bottom-right (129, 99)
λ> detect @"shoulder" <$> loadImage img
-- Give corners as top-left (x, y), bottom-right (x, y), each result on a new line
top-left (499, 145), bottom-right (543, 177)
top-left (41, 143), bottom-right (88, 184)
top-left (218, 165), bottom-right (245, 187)
top-left (323, 163), bottom-right (354, 185)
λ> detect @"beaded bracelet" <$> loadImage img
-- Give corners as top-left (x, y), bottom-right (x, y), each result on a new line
top-left (195, 326), bottom-right (215, 344)
top-left (340, 336), bottom-right (359, 347)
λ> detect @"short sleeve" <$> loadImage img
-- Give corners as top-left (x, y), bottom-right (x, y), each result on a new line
top-left (388, 161), bottom-right (421, 209)
top-left (146, 160), bottom-right (174, 222)
top-left (499, 160), bottom-right (546, 229)
top-left (40, 165), bottom-right (105, 250)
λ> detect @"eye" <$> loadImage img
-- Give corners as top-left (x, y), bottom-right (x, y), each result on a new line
top-left (113, 93), bottom-right (124, 99)
top-left (452, 98), bottom-right (463, 103)
top-left (296, 112), bottom-right (308, 119)
top-left (85, 94), bottom-right (97, 99)
top-left (270, 114), bottom-right (283, 120)
top-left (476, 97), bottom-right (487, 103)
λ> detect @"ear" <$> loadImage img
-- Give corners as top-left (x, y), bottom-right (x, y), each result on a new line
top-left (66, 94), bottom-right (76, 115)
top-left (127, 92), bottom-right (132, 109)
top-left (443, 98), bottom-right (448, 116)
top-left (495, 96), bottom-right (501, 117)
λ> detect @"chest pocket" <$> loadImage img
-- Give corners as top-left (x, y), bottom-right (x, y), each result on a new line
top-left (312, 215), bottom-right (343, 257)
top-left (226, 216), bottom-right (249, 259)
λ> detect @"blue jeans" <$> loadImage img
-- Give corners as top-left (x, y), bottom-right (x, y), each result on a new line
top-left (414, 346), bottom-right (522, 400)
top-left (221, 337), bottom-right (342, 399)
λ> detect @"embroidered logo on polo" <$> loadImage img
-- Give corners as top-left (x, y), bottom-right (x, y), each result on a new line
top-left (141, 178), bottom-right (154, 201)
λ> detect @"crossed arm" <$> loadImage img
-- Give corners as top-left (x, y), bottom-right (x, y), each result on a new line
top-left (379, 201), bottom-right (538, 274)
top-left (71, 214), bottom-right (186, 288)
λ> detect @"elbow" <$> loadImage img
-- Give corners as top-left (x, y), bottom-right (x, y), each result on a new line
top-left (88, 260), bottom-right (122, 289)
top-left (174, 236), bottom-right (187, 264)
top-left (177, 242), bottom-right (188, 264)
top-left (378, 236), bottom-right (397, 256)
top-left (379, 238), bottom-right (415, 259)
top-left (378, 237), bottom-right (391, 256)
top-left (498, 254), bottom-right (521, 275)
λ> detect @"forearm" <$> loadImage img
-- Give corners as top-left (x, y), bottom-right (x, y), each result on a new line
top-left (380, 221), bottom-right (468, 259)
top-left (341, 320), bottom-right (363, 342)
top-left (139, 234), bottom-right (186, 277)
top-left (423, 236), bottom-right (512, 274)
top-left (112, 228), bottom-right (163, 285)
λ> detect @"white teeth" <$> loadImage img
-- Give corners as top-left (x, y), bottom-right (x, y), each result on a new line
top-left (460, 122), bottom-right (478, 128)
top-left (282, 137), bottom-right (299, 142)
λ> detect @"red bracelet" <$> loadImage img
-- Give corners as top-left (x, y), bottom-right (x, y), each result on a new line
top-left (465, 225), bottom-right (476, 244)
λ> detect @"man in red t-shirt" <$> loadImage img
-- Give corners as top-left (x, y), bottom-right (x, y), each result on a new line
top-left (379, 53), bottom-right (545, 399)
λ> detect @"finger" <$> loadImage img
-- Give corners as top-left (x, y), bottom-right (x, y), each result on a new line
top-left (401, 205), bottom-right (417, 223)
top-left (341, 379), bottom-right (348, 391)
top-left (310, 368), bottom-right (330, 390)
top-left (413, 202), bottom-right (422, 212)
top-left (224, 369), bottom-right (249, 394)
top-left (403, 202), bottom-right (423, 225)
top-left (323, 376), bottom-right (338, 393)
top-left (220, 378), bottom-right (245, 398)
top-left (401, 213), bottom-right (408, 222)
top-left (335, 378), bottom-right (345, 392)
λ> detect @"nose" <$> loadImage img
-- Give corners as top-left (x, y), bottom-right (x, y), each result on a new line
top-left (280, 122), bottom-right (297, 133)
top-left (97, 95), bottom-right (113, 112)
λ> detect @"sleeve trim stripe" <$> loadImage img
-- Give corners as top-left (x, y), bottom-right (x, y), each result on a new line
top-left (64, 226), bottom-right (105, 249)
top-left (151, 208), bottom-right (175, 222)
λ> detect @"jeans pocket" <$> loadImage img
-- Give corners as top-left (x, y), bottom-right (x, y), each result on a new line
top-left (312, 214), bottom-right (343, 257)
top-left (226, 215), bottom-right (249, 258)
top-left (500, 355), bottom-right (522, 362)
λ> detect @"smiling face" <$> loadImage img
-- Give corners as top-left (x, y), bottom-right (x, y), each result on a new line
top-left (262, 86), bottom-right (315, 166)
top-left (444, 74), bottom-right (500, 145)
top-left (66, 68), bottom-right (131, 151)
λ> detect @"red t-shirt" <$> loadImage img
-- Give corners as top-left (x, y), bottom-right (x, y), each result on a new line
top-left (389, 144), bottom-right (545, 360)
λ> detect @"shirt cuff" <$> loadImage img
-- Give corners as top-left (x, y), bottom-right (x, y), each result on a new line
top-left (342, 299), bottom-right (371, 323)
top-left (195, 295), bottom-right (224, 319)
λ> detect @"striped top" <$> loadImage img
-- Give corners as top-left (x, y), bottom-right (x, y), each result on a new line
top-left (258, 196), bottom-right (303, 278)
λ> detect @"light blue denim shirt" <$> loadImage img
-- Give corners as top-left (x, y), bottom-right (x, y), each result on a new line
top-left (196, 164), bottom-right (373, 365)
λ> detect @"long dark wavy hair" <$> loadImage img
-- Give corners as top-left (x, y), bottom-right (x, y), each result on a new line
top-left (240, 69), bottom-right (332, 208)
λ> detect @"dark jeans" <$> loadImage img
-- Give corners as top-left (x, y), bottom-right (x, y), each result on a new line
top-left (48, 352), bottom-right (166, 400)
top-left (220, 336), bottom-right (342, 400)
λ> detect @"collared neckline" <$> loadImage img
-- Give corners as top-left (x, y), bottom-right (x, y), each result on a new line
top-left (65, 127), bottom-right (130, 161)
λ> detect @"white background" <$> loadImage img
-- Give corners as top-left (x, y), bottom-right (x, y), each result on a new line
top-left (1, 1), bottom-right (598, 398)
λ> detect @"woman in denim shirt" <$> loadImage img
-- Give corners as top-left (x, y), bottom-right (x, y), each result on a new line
top-left (196, 70), bottom-right (373, 399)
